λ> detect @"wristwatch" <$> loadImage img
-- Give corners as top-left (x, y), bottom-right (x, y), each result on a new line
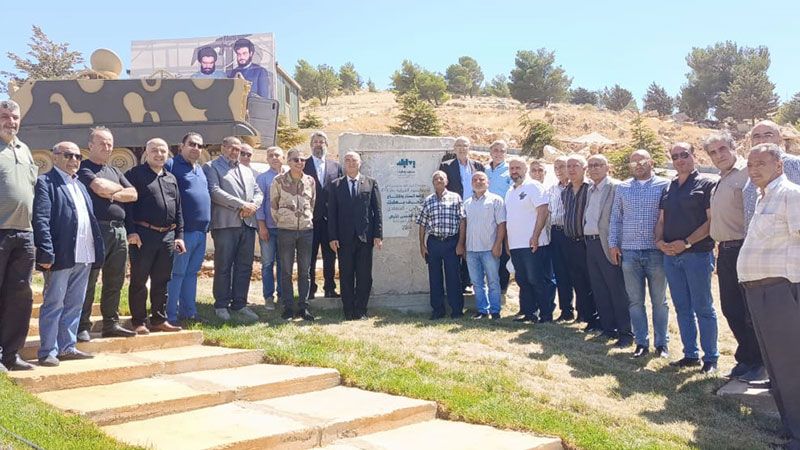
top-left (683, 239), bottom-right (692, 249)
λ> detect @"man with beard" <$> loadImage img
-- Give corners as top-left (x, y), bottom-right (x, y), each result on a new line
top-left (192, 46), bottom-right (225, 79)
top-left (303, 132), bottom-right (342, 299)
top-left (227, 38), bottom-right (274, 99)
top-left (0, 100), bottom-right (37, 371)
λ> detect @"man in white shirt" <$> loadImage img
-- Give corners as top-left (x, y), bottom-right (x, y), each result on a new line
top-left (505, 157), bottom-right (556, 324)
top-left (738, 143), bottom-right (800, 449)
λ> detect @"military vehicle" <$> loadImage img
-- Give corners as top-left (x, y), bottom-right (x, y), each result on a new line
top-left (8, 49), bottom-right (279, 174)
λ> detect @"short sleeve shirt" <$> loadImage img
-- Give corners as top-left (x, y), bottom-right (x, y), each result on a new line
top-left (78, 159), bottom-right (132, 221)
top-left (505, 181), bottom-right (549, 250)
top-left (464, 192), bottom-right (506, 252)
top-left (416, 190), bottom-right (465, 238)
top-left (659, 170), bottom-right (717, 252)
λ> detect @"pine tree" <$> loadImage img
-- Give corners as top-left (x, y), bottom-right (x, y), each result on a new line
top-left (721, 61), bottom-right (779, 125)
top-left (1, 25), bottom-right (84, 93)
top-left (605, 115), bottom-right (666, 179)
top-left (483, 74), bottom-right (510, 98)
top-left (508, 48), bottom-right (571, 105)
top-left (642, 82), bottom-right (674, 116)
top-left (367, 79), bottom-right (378, 93)
top-left (518, 115), bottom-right (556, 157)
top-left (445, 56), bottom-right (483, 97)
top-left (602, 85), bottom-right (634, 112)
top-left (390, 89), bottom-right (442, 136)
top-left (339, 62), bottom-right (362, 95)
top-left (776, 92), bottom-right (800, 125)
top-left (569, 87), bottom-right (599, 105)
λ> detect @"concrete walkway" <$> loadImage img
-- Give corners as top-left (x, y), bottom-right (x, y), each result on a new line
top-left (8, 287), bottom-right (563, 449)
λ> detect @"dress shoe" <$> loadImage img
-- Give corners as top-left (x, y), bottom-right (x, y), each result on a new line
top-left (538, 317), bottom-right (553, 324)
top-left (215, 308), bottom-right (231, 321)
top-left (749, 379), bottom-right (770, 388)
top-left (233, 306), bottom-right (260, 321)
top-left (4, 356), bottom-right (35, 371)
top-left (281, 309), bottom-right (295, 321)
top-left (101, 324), bottom-right (136, 338)
top-left (513, 315), bottom-right (536, 324)
top-left (555, 312), bottom-right (575, 322)
top-left (738, 365), bottom-right (769, 384)
top-left (700, 361), bottom-right (718, 374)
top-left (614, 336), bottom-right (634, 348)
top-left (38, 355), bottom-right (60, 367)
top-left (148, 322), bottom-right (182, 332)
top-left (598, 331), bottom-right (618, 341)
top-left (669, 357), bottom-right (702, 368)
top-left (584, 323), bottom-right (602, 333)
top-left (77, 330), bottom-right (92, 342)
top-left (134, 325), bottom-right (150, 335)
top-left (725, 362), bottom-right (751, 379)
top-left (655, 346), bottom-right (669, 358)
top-left (57, 349), bottom-right (94, 361)
top-left (632, 345), bottom-right (650, 358)
top-left (324, 290), bottom-right (340, 298)
top-left (298, 309), bottom-right (315, 321)
top-left (263, 297), bottom-right (276, 310)
top-left (472, 312), bottom-right (489, 320)
top-left (489, 313), bottom-right (501, 320)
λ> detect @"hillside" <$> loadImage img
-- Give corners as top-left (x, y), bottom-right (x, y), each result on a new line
top-left (302, 91), bottom-right (716, 164)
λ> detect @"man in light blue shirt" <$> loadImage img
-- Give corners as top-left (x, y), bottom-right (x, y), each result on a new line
top-left (485, 140), bottom-right (513, 292)
top-left (256, 146), bottom-right (286, 308)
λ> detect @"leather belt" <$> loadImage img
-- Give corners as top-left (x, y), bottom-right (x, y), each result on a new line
top-left (741, 277), bottom-right (789, 290)
top-left (135, 221), bottom-right (176, 233)
top-left (719, 239), bottom-right (744, 249)
top-left (429, 234), bottom-right (458, 241)
top-left (585, 234), bottom-right (601, 240)
top-left (552, 225), bottom-right (564, 230)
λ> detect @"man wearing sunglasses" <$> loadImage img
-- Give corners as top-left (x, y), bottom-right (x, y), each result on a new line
top-left (655, 142), bottom-right (719, 374)
top-left (33, 142), bottom-right (104, 366)
top-left (0, 100), bottom-right (38, 371)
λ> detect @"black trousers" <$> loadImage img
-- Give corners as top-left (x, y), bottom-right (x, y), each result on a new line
top-left (563, 236), bottom-right (598, 325)
top-left (0, 230), bottom-right (34, 365)
top-left (498, 241), bottom-right (510, 291)
top-left (338, 239), bottom-right (374, 319)
top-left (743, 279), bottom-right (800, 448)
top-left (717, 244), bottom-right (762, 366)
top-left (310, 219), bottom-right (337, 295)
top-left (550, 226), bottom-right (574, 315)
top-left (81, 222), bottom-right (127, 332)
top-left (128, 228), bottom-right (175, 327)
top-left (586, 238), bottom-right (632, 336)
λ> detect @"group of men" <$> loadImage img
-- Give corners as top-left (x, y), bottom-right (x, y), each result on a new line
top-left (416, 127), bottom-right (798, 448)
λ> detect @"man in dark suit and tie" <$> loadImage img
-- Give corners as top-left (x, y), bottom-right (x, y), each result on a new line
top-left (438, 137), bottom-right (484, 292)
top-left (327, 152), bottom-right (383, 320)
top-left (303, 131), bottom-right (343, 298)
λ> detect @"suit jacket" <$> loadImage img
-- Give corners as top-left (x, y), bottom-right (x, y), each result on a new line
top-left (327, 175), bottom-right (383, 246)
top-left (203, 156), bottom-right (260, 229)
top-left (438, 158), bottom-right (485, 199)
top-left (586, 177), bottom-right (619, 263)
top-left (33, 169), bottom-right (104, 271)
top-left (303, 155), bottom-right (342, 222)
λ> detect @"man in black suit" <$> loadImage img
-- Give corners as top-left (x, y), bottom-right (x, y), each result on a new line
top-left (303, 131), bottom-right (343, 298)
top-left (327, 151), bottom-right (383, 320)
top-left (438, 137), bottom-right (484, 292)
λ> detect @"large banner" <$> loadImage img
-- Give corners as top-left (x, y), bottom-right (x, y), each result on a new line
top-left (130, 33), bottom-right (276, 99)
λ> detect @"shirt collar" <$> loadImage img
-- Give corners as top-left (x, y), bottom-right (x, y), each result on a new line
top-left (347, 174), bottom-right (360, 183)
top-left (312, 155), bottom-right (325, 165)
top-left (54, 166), bottom-right (77, 183)
top-left (764, 174), bottom-right (787, 194)
top-left (591, 177), bottom-right (608, 191)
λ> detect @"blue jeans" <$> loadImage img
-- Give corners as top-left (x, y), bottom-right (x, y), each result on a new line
top-left (166, 230), bottom-right (206, 322)
top-left (466, 251), bottom-right (501, 314)
top-left (426, 235), bottom-right (463, 317)
top-left (210, 226), bottom-right (255, 311)
top-left (259, 227), bottom-right (282, 300)
top-left (664, 251), bottom-right (719, 362)
top-left (38, 263), bottom-right (91, 359)
top-left (510, 245), bottom-right (556, 320)
top-left (622, 249), bottom-right (669, 348)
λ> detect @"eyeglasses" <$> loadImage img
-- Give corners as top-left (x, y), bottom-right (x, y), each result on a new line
top-left (186, 142), bottom-right (204, 149)
top-left (240, 152), bottom-right (252, 158)
top-left (55, 152), bottom-right (82, 161)
top-left (670, 151), bottom-right (691, 161)
top-left (628, 160), bottom-right (650, 167)
top-left (289, 157), bottom-right (303, 163)
top-left (587, 163), bottom-right (606, 169)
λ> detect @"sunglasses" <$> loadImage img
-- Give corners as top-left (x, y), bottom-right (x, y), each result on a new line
top-left (670, 151), bottom-right (691, 161)
top-left (55, 152), bottom-right (82, 161)
top-left (186, 142), bottom-right (204, 149)
top-left (587, 163), bottom-right (606, 169)
top-left (289, 157), bottom-right (303, 163)
top-left (240, 152), bottom-right (253, 158)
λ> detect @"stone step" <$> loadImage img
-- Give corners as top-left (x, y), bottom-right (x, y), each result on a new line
top-left (8, 345), bottom-right (262, 393)
top-left (321, 419), bottom-right (563, 450)
top-left (716, 379), bottom-right (779, 418)
top-left (31, 302), bottom-right (101, 319)
top-left (37, 364), bottom-right (341, 426)
top-left (102, 386), bottom-right (437, 450)
top-left (19, 330), bottom-right (204, 361)
top-left (27, 316), bottom-right (133, 337)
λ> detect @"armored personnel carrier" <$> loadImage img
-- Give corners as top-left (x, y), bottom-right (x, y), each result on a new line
top-left (8, 49), bottom-right (279, 174)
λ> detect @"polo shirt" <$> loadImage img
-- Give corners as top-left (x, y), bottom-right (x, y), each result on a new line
top-left (659, 170), bottom-right (716, 252)
top-left (165, 154), bottom-right (210, 233)
top-left (0, 138), bottom-right (36, 230)
top-left (505, 181), bottom-right (549, 250)
top-left (485, 161), bottom-right (512, 197)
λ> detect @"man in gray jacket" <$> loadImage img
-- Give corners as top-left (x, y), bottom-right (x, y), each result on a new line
top-left (584, 154), bottom-right (632, 348)
top-left (204, 136), bottom-right (260, 321)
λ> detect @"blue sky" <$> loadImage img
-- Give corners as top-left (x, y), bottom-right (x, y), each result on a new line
top-left (4, 0), bottom-right (799, 103)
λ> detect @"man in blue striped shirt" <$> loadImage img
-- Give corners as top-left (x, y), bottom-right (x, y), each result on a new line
top-left (609, 149), bottom-right (670, 358)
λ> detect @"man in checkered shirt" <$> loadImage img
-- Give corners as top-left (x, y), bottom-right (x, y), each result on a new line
top-left (417, 171), bottom-right (466, 320)
top-left (737, 143), bottom-right (800, 450)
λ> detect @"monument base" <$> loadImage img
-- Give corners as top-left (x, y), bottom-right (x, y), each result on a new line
top-left (308, 293), bottom-right (508, 314)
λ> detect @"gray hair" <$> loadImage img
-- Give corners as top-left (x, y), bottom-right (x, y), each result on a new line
top-left (432, 170), bottom-right (448, 180)
top-left (471, 171), bottom-right (488, 181)
top-left (454, 136), bottom-right (471, 147)
top-left (266, 146), bottom-right (283, 156)
top-left (344, 151), bottom-right (362, 162)
top-left (702, 131), bottom-right (735, 153)
top-left (222, 136), bottom-right (241, 147)
top-left (286, 148), bottom-right (303, 160)
top-left (0, 100), bottom-right (20, 112)
top-left (630, 149), bottom-right (651, 160)
top-left (749, 143), bottom-right (784, 161)
top-left (310, 131), bottom-right (328, 144)
top-left (507, 156), bottom-right (527, 166)
top-left (146, 138), bottom-right (168, 150)
top-left (587, 154), bottom-right (608, 164)
top-left (88, 126), bottom-right (112, 144)
top-left (489, 140), bottom-right (508, 151)
top-left (566, 154), bottom-right (587, 167)
top-left (52, 141), bottom-right (79, 153)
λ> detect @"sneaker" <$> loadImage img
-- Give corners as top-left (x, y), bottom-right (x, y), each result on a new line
top-left (38, 355), bottom-right (60, 367)
top-left (555, 312), bottom-right (575, 322)
top-left (471, 312), bottom-right (489, 319)
top-left (234, 306), bottom-right (259, 321)
top-left (215, 308), bottom-right (231, 321)
top-left (655, 346), bottom-right (669, 358)
top-left (632, 345), bottom-right (650, 358)
top-left (669, 357), bottom-right (701, 368)
top-left (725, 362), bottom-right (752, 379)
top-left (298, 309), bottom-right (315, 321)
top-left (700, 361), bottom-right (718, 374)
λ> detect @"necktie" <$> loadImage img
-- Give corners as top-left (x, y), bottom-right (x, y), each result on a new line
top-left (350, 179), bottom-right (357, 198)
